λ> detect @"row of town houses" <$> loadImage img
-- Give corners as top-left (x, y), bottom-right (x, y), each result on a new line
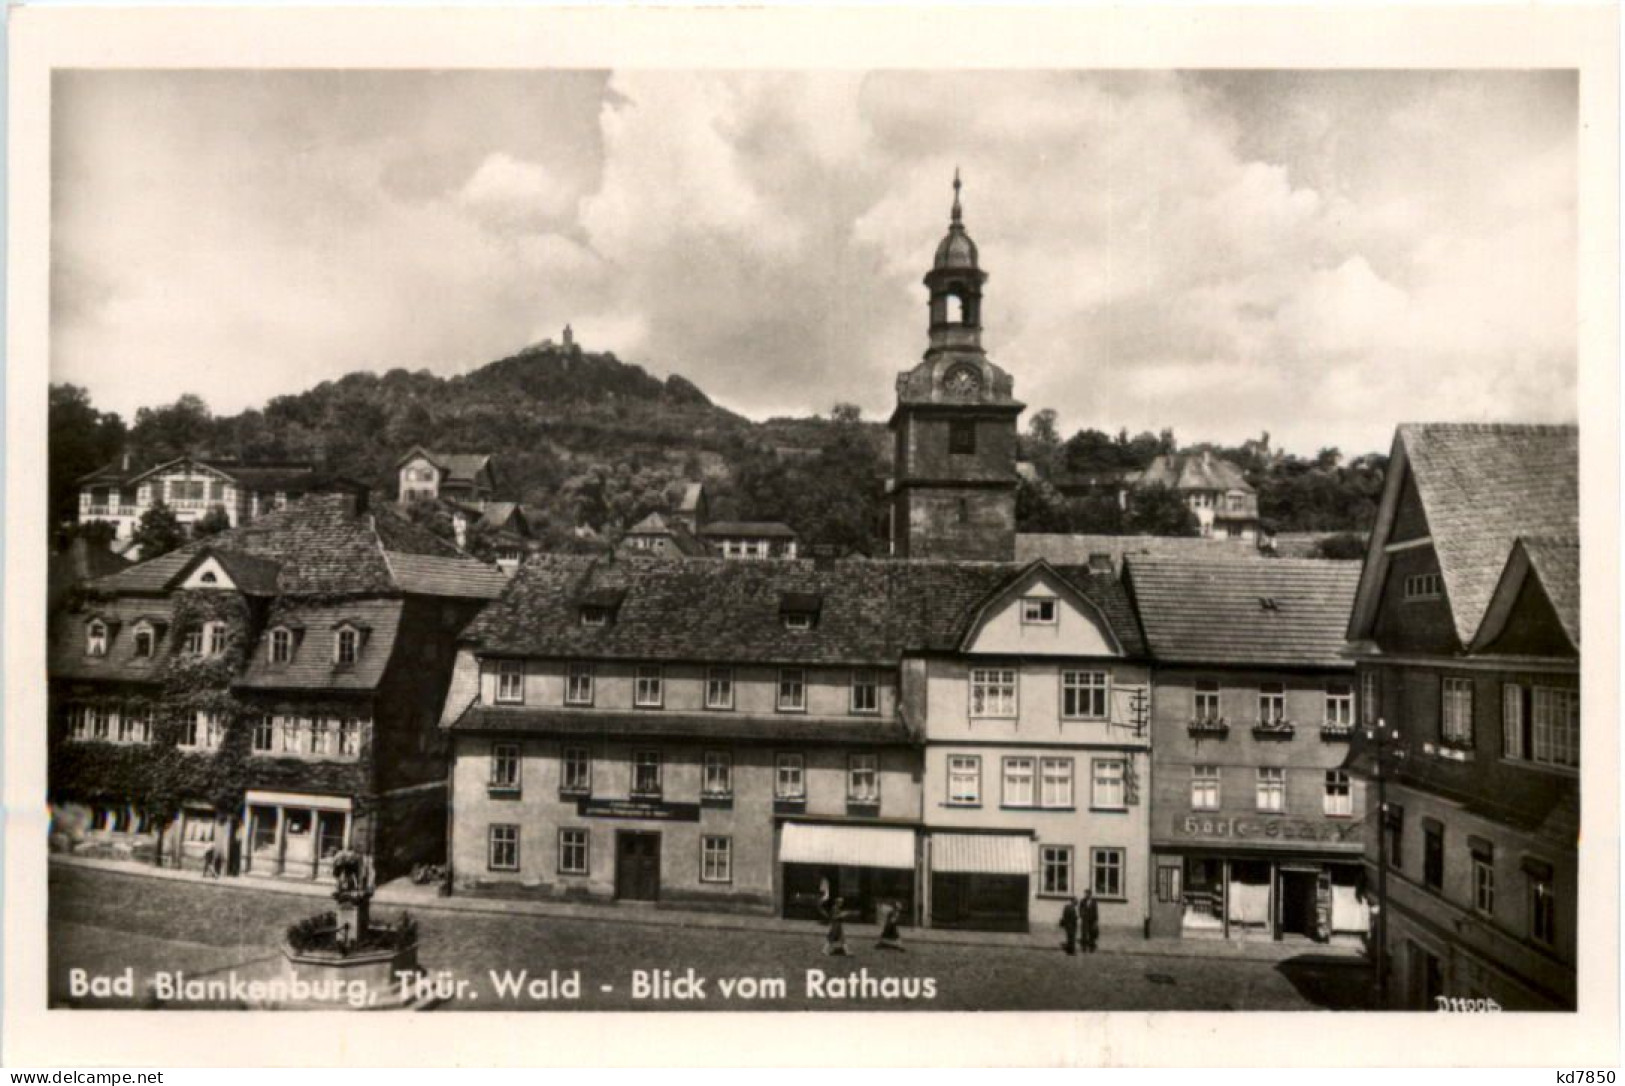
top-left (47, 184), bottom-right (1579, 1011)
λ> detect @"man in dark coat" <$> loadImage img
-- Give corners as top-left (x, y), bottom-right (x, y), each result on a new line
top-left (1059, 897), bottom-right (1080, 955)
top-left (1081, 888), bottom-right (1101, 953)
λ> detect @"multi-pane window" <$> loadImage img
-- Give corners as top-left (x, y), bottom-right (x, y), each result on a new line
top-left (631, 750), bottom-right (662, 796)
top-left (490, 743), bottom-right (520, 790)
top-left (206, 622), bottom-right (228, 658)
top-left (847, 754), bottom-right (879, 805)
top-left (1423, 822), bottom-right (1444, 891)
top-left (1062, 671), bottom-right (1109, 720)
top-left (1258, 683), bottom-right (1286, 725)
top-left (487, 825), bottom-right (519, 871)
top-left (1441, 677), bottom-right (1474, 745)
top-left (970, 668), bottom-right (1017, 718)
top-left (947, 755), bottom-right (981, 805)
top-left (91, 705), bottom-right (111, 740)
top-left (1191, 765), bottom-right (1220, 810)
top-left (1042, 757), bottom-right (1075, 809)
top-left (1256, 767), bottom-right (1285, 812)
top-left (634, 666), bottom-right (664, 708)
top-left (1503, 683), bottom-right (1527, 760)
top-left (1194, 680), bottom-right (1222, 723)
top-left (565, 663), bottom-right (594, 706)
top-left (495, 660), bottom-right (524, 704)
top-left (1091, 847), bottom-right (1125, 899)
top-left (182, 710), bottom-right (224, 750)
top-left (777, 669), bottom-right (806, 712)
top-left (1325, 684), bottom-right (1354, 728)
top-left (338, 718), bottom-right (361, 756)
top-left (1090, 758), bottom-right (1124, 809)
top-left (702, 750), bottom-right (732, 797)
top-left (1040, 845), bottom-right (1074, 897)
top-left (119, 707), bottom-right (151, 744)
top-left (705, 667), bottom-right (734, 710)
top-left (557, 829), bottom-right (588, 875)
top-left (1363, 670), bottom-right (1379, 725)
top-left (580, 606), bottom-right (611, 627)
top-left (1002, 757), bottom-right (1035, 807)
top-left (269, 628), bottom-right (292, 664)
top-left (335, 627), bottom-right (358, 666)
top-left (309, 718), bottom-right (332, 755)
top-left (775, 753), bottom-right (806, 799)
top-left (1021, 598), bottom-right (1057, 625)
top-left (1324, 770), bottom-right (1352, 816)
top-left (1404, 572), bottom-right (1444, 600)
top-left (783, 612), bottom-right (813, 631)
top-left (1472, 849), bottom-right (1495, 916)
top-left (1529, 870), bottom-right (1556, 946)
top-left (560, 747), bottom-right (592, 794)
top-left (133, 626), bottom-right (155, 659)
top-left (86, 621), bottom-right (108, 657)
top-left (701, 836), bottom-right (732, 883)
top-left (183, 628), bottom-right (204, 656)
top-left (850, 670), bottom-right (880, 714)
top-left (280, 715), bottom-right (301, 753)
top-left (69, 705), bottom-right (91, 741)
top-left (1531, 687), bottom-right (1579, 768)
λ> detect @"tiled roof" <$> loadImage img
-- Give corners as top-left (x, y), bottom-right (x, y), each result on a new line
top-left (1399, 423), bottom-right (1578, 644)
top-left (627, 512), bottom-right (671, 534)
top-left (1521, 536), bottom-right (1579, 648)
top-left (1124, 556), bottom-right (1362, 668)
top-left (85, 494), bottom-right (495, 598)
top-left (1017, 533), bottom-right (1260, 570)
top-left (1131, 453), bottom-right (1254, 494)
top-left (678, 483), bottom-right (705, 514)
top-left (49, 539), bottom-right (132, 611)
top-left (461, 555), bottom-right (1145, 665)
top-left (698, 521), bottom-right (798, 539)
top-left (450, 706), bottom-right (914, 745)
top-left (48, 597), bottom-right (180, 682)
top-left (385, 553), bottom-right (509, 600)
top-left (198, 550), bottom-right (284, 595)
top-left (237, 600), bottom-right (404, 691)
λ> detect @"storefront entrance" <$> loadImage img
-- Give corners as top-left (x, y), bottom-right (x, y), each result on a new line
top-left (241, 790), bottom-right (352, 879)
top-left (1159, 852), bottom-right (1368, 942)
top-left (778, 821), bottom-right (917, 923)
top-left (782, 864), bottom-right (913, 924)
top-left (615, 831), bottom-right (661, 902)
top-left (1278, 867), bottom-right (1321, 939)
top-left (926, 833), bottom-right (1033, 933)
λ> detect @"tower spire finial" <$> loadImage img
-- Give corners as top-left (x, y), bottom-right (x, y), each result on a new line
top-left (951, 168), bottom-right (963, 224)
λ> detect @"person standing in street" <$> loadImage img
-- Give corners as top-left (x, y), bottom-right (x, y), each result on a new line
top-left (1059, 896), bottom-right (1079, 955)
top-left (824, 897), bottom-right (851, 956)
top-left (1081, 888), bottom-right (1100, 953)
top-left (875, 899), bottom-right (905, 951)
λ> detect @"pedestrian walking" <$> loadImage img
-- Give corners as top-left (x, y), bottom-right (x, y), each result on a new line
top-left (201, 844), bottom-right (219, 879)
top-left (875, 899), bottom-right (905, 951)
top-left (1059, 896), bottom-right (1079, 955)
top-left (823, 897), bottom-right (851, 956)
top-left (1081, 888), bottom-right (1100, 953)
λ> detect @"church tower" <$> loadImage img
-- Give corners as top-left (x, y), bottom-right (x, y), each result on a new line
top-left (889, 173), bottom-right (1024, 561)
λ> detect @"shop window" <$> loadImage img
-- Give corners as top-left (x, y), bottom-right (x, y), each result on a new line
top-left (1324, 770), bottom-right (1352, 817)
top-left (1090, 758), bottom-right (1123, 810)
top-left (705, 667), bottom-right (734, 710)
top-left (631, 750), bottom-right (662, 797)
top-left (774, 753), bottom-right (806, 800)
top-left (1091, 847), bottom-right (1125, 900)
top-left (1191, 765), bottom-right (1220, 811)
top-left (1040, 845), bottom-right (1074, 897)
top-left (700, 836), bottom-right (732, 884)
top-left (850, 670), bottom-right (880, 714)
top-left (488, 825), bottom-right (519, 872)
top-left (1062, 671), bottom-right (1109, 720)
top-left (1002, 757), bottom-right (1035, 807)
top-left (565, 663), bottom-right (594, 706)
top-left (847, 754), bottom-right (879, 805)
top-left (560, 748), bottom-right (592, 795)
top-left (702, 751), bottom-right (733, 798)
top-left (558, 829), bottom-right (588, 875)
top-left (495, 660), bottom-right (525, 704)
top-left (634, 666), bottom-right (664, 708)
top-left (777, 669), bottom-right (806, 712)
top-left (947, 754), bottom-right (981, 806)
top-left (970, 668), bottom-right (1017, 718)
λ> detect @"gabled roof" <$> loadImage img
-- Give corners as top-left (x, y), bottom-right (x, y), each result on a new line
top-left (1470, 536), bottom-right (1580, 653)
top-left (49, 596), bottom-right (180, 681)
top-left (1130, 452), bottom-right (1254, 494)
top-left (83, 494), bottom-right (496, 599)
top-left (397, 447), bottom-right (493, 486)
top-left (174, 549), bottom-right (284, 595)
top-left (698, 520), bottom-right (798, 539)
top-left (626, 512), bottom-right (672, 535)
top-left (237, 599), bottom-right (405, 691)
top-left (462, 555), bottom-right (1144, 666)
top-left (1125, 556), bottom-right (1361, 668)
top-left (1348, 423), bottom-right (1578, 646)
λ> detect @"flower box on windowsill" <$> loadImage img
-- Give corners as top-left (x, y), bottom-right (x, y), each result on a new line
top-left (1319, 723), bottom-right (1355, 741)
top-left (1252, 721), bottom-right (1296, 740)
top-left (1187, 718), bottom-right (1229, 737)
top-left (487, 784), bottom-right (521, 800)
top-left (773, 797), bottom-right (807, 815)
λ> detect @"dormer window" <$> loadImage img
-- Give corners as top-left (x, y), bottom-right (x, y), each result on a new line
top-left (269, 627), bottom-right (293, 664)
top-left (335, 626), bottom-right (360, 666)
top-left (132, 625), bottom-right (154, 659)
top-left (581, 606), bottom-right (612, 628)
top-left (86, 620), bottom-right (109, 657)
top-left (577, 588), bottom-right (626, 628)
top-left (784, 612), bottom-right (813, 632)
top-left (1021, 598), bottom-right (1058, 625)
top-left (779, 592), bottom-right (821, 632)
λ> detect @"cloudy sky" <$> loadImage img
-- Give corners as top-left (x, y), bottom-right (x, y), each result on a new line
top-left (52, 69), bottom-right (1576, 455)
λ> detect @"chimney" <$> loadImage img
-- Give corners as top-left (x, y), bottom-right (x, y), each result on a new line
top-left (121, 452), bottom-right (131, 471)
top-left (1088, 552), bottom-right (1114, 575)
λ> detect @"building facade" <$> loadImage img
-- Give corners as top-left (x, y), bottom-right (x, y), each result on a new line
top-left (76, 455), bottom-right (357, 541)
top-left (1129, 452), bottom-right (1261, 541)
top-left (397, 448), bottom-right (498, 505)
top-left (1128, 557), bottom-right (1369, 943)
top-left (48, 493), bottom-right (508, 881)
top-left (1346, 423), bottom-right (1579, 1011)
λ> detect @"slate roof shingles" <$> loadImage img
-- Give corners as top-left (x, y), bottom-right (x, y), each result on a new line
top-left (237, 600), bottom-right (404, 691)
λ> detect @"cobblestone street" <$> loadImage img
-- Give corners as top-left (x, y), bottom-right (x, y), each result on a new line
top-left (49, 864), bottom-right (1373, 1012)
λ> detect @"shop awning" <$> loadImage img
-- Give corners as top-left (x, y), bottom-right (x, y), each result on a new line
top-left (780, 822), bottom-right (915, 870)
top-left (931, 834), bottom-right (1032, 876)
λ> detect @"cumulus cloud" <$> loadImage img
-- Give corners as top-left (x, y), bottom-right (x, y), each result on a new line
top-left (51, 69), bottom-right (1576, 455)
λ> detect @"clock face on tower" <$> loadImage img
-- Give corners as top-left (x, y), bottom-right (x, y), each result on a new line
top-left (943, 364), bottom-right (983, 398)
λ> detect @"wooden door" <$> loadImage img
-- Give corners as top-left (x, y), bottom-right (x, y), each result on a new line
top-left (616, 831), bottom-right (661, 901)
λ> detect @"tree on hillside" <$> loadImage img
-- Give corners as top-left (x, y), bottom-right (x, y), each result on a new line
top-left (53, 519), bottom-right (117, 553)
top-left (49, 383), bottom-right (127, 525)
top-left (1124, 483), bottom-right (1200, 536)
top-left (830, 403), bottom-right (863, 425)
top-left (191, 505), bottom-right (233, 539)
top-left (1020, 409), bottom-right (1062, 474)
top-left (130, 394), bottom-right (215, 462)
top-left (131, 502), bottom-right (186, 559)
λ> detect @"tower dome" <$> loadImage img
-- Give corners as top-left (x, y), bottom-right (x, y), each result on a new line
top-left (933, 172), bottom-right (980, 270)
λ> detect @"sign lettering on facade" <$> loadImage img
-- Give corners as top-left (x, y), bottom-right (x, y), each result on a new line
top-left (1175, 814), bottom-right (1361, 844)
top-left (577, 798), bottom-right (701, 823)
